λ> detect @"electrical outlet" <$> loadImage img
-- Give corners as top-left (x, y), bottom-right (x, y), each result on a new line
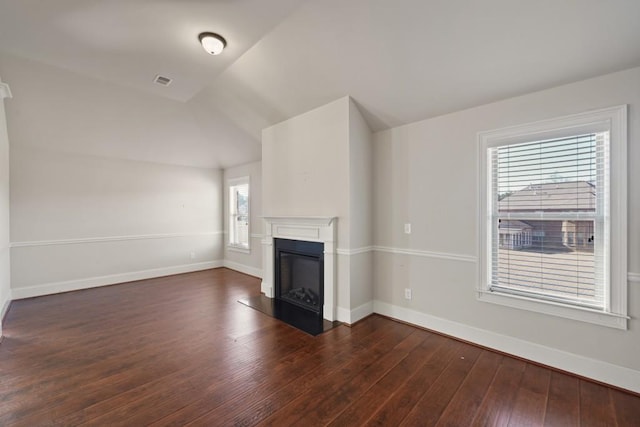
top-left (404, 288), bottom-right (412, 300)
top-left (404, 223), bottom-right (412, 234)
top-left (190, 251), bottom-right (196, 260)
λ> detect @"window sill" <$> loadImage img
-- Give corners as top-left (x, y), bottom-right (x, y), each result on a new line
top-left (227, 245), bottom-right (250, 254)
top-left (477, 289), bottom-right (628, 330)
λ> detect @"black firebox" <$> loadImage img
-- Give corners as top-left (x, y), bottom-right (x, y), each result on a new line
top-left (274, 238), bottom-right (324, 314)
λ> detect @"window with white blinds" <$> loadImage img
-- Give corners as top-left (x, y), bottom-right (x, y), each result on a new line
top-left (229, 177), bottom-right (250, 249)
top-left (490, 132), bottom-right (606, 309)
top-left (478, 106), bottom-right (628, 329)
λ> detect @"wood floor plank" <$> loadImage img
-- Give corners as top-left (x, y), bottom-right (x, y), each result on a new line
top-left (507, 363), bottom-right (551, 427)
top-left (327, 332), bottom-right (446, 427)
top-left (282, 329), bottom-right (430, 426)
top-left (176, 317), bottom-right (408, 427)
top-left (470, 355), bottom-right (526, 426)
top-left (147, 322), bottom-right (358, 426)
top-left (54, 323), bottom-right (302, 426)
top-left (0, 268), bottom-right (638, 426)
top-left (579, 379), bottom-right (616, 427)
top-left (611, 388), bottom-right (640, 427)
top-left (399, 344), bottom-right (482, 426)
top-left (363, 339), bottom-right (465, 426)
top-left (232, 322), bottom-right (417, 426)
top-left (543, 371), bottom-right (580, 427)
top-left (435, 350), bottom-right (503, 426)
top-left (1, 307), bottom-right (284, 424)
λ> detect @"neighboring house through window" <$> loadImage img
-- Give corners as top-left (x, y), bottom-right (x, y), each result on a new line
top-left (228, 177), bottom-right (250, 251)
top-left (478, 106), bottom-right (628, 329)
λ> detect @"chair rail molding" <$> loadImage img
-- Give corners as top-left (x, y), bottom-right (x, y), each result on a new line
top-left (10, 231), bottom-right (223, 248)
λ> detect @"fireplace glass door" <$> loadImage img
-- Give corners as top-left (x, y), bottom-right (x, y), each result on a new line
top-left (275, 239), bottom-right (324, 314)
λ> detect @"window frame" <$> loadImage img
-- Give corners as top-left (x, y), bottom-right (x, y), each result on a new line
top-left (477, 105), bottom-right (628, 329)
top-left (227, 176), bottom-right (250, 253)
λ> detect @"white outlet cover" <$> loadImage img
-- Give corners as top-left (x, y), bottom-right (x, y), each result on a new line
top-left (404, 223), bottom-right (411, 234)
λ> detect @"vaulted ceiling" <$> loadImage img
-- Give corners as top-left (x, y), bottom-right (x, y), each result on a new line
top-left (1, 0), bottom-right (640, 169)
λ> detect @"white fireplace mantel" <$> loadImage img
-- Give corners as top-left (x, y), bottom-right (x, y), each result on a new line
top-left (261, 216), bottom-right (337, 321)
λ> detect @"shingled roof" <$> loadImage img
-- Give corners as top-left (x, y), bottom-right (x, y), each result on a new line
top-left (499, 181), bottom-right (596, 212)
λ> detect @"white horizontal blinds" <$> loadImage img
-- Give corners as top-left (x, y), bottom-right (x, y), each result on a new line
top-left (234, 183), bottom-right (249, 215)
top-left (489, 132), bottom-right (608, 308)
top-left (230, 183), bottom-right (249, 247)
top-left (594, 131), bottom-right (609, 309)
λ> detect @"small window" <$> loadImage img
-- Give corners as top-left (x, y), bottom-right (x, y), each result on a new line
top-left (228, 177), bottom-right (250, 250)
top-left (478, 106), bottom-right (627, 329)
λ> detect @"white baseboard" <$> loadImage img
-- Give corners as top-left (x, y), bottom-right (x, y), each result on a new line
top-left (373, 300), bottom-right (640, 394)
top-left (223, 260), bottom-right (262, 278)
top-left (260, 280), bottom-right (273, 297)
top-left (336, 301), bottom-right (374, 324)
top-left (349, 301), bottom-right (374, 324)
top-left (11, 261), bottom-right (223, 300)
top-left (1, 291), bottom-right (11, 336)
top-left (336, 306), bottom-right (350, 323)
top-left (1, 294), bottom-right (10, 320)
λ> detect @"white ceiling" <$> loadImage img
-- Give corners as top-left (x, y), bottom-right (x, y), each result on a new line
top-left (1, 0), bottom-right (640, 168)
top-left (0, 0), bottom-right (306, 102)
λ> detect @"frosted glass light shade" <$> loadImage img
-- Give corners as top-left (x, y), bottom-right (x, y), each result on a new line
top-left (199, 32), bottom-right (226, 55)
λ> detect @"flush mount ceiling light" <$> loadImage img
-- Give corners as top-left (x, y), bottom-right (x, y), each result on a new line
top-left (198, 32), bottom-right (226, 55)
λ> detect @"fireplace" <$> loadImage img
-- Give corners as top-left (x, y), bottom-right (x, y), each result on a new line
top-left (262, 216), bottom-right (336, 321)
top-left (275, 238), bottom-right (324, 313)
top-left (250, 218), bottom-right (340, 334)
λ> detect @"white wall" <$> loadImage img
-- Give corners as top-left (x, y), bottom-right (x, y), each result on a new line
top-left (0, 53), bottom-right (219, 169)
top-left (262, 96), bottom-right (373, 321)
top-left (10, 147), bottom-right (222, 297)
top-left (373, 66), bottom-right (640, 391)
top-left (223, 160), bottom-right (263, 278)
top-left (347, 100), bottom-right (373, 312)
top-left (0, 55), bottom-right (224, 299)
top-left (0, 77), bottom-right (11, 335)
top-left (262, 97), bottom-right (351, 242)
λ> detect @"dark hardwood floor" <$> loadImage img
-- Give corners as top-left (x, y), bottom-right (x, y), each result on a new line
top-left (1, 268), bottom-right (638, 426)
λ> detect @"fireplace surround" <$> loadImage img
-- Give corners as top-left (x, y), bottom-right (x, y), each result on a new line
top-left (262, 217), bottom-right (336, 321)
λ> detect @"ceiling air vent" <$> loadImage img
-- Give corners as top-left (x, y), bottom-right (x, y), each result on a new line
top-left (153, 75), bottom-right (172, 86)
